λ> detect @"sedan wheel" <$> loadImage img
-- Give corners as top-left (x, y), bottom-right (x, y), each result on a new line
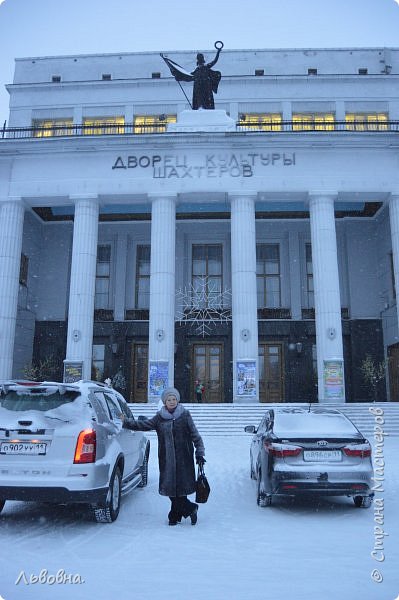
top-left (353, 495), bottom-right (372, 508)
top-left (92, 466), bottom-right (122, 523)
top-left (257, 472), bottom-right (272, 507)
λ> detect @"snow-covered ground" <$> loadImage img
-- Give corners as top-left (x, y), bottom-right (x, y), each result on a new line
top-left (1, 436), bottom-right (398, 600)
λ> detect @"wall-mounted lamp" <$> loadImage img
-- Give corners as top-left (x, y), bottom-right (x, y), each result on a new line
top-left (289, 342), bottom-right (303, 355)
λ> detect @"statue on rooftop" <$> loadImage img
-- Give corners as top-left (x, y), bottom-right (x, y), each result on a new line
top-left (161, 41), bottom-right (224, 110)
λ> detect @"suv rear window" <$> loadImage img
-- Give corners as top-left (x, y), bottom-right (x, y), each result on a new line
top-left (0, 389), bottom-right (79, 412)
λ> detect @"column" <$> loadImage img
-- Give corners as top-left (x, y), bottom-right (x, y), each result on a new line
top-left (65, 196), bottom-right (99, 380)
top-left (0, 198), bottom-right (25, 380)
top-left (309, 193), bottom-right (345, 402)
top-left (148, 194), bottom-right (176, 402)
top-left (389, 194), bottom-right (399, 332)
top-left (230, 193), bottom-right (259, 403)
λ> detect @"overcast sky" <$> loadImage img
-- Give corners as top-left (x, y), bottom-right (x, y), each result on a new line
top-left (0, 0), bottom-right (399, 124)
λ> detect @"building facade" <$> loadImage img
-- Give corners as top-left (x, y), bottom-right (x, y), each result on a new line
top-left (1, 47), bottom-right (398, 403)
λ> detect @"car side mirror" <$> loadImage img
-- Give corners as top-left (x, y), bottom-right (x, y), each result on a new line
top-left (244, 425), bottom-right (256, 434)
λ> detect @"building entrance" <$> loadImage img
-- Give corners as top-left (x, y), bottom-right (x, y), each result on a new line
top-left (259, 343), bottom-right (284, 403)
top-left (192, 343), bottom-right (224, 403)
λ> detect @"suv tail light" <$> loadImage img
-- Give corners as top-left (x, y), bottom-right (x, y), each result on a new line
top-left (264, 442), bottom-right (302, 458)
top-left (343, 443), bottom-right (371, 458)
top-left (74, 429), bottom-right (96, 464)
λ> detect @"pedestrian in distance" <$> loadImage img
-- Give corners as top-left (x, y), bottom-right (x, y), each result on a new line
top-left (195, 380), bottom-right (205, 403)
top-left (121, 387), bottom-right (206, 526)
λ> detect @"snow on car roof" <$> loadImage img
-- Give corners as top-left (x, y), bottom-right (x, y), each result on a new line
top-left (272, 408), bottom-right (359, 438)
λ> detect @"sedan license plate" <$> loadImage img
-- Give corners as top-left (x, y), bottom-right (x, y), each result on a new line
top-left (303, 450), bottom-right (341, 462)
top-left (0, 442), bottom-right (47, 455)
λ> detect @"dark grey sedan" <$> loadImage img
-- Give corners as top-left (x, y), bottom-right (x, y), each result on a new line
top-left (245, 407), bottom-right (373, 508)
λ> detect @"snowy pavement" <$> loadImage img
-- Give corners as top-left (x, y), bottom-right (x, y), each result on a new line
top-left (0, 436), bottom-right (398, 600)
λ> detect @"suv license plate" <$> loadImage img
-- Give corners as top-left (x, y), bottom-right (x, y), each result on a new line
top-left (303, 450), bottom-right (341, 462)
top-left (0, 442), bottom-right (47, 455)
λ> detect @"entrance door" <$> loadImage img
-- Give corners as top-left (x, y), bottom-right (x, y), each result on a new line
top-left (388, 343), bottom-right (399, 401)
top-left (259, 343), bottom-right (284, 403)
top-left (192, 343), bottom-right (223, 403)
top-left (131, 343), bottom-right (148, 402)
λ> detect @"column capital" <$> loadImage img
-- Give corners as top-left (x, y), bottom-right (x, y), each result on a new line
top-left (147, 192), bottom-right (177, 202)
top-left (69, 194), bottom-right (98, 203)
top-left (308, 191), bottom-right (338, 203)
top-left (229, 192), bottom-right (258, 202)
top-left (0, 196), bottom-right (24, 206)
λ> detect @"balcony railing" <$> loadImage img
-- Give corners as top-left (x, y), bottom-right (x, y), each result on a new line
top-left (2, 120), bottom-right (399, 140)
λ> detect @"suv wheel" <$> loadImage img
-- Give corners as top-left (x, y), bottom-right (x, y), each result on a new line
top-left (92, 466), bottom-right (122, 523)
top-left (353, 495), bottom-right (372, 508)
top-left (138, 446), bottom-right (149, 488)
top-left (257, 472), bottom-right (272, 507)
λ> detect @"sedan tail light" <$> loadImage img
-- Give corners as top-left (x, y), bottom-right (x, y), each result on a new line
top-left (342, 443), bottom-right (371, 458)
top-left (264, 442), bottom-right (302, 458)
top-left (74, 429), bottom-right (96, 464)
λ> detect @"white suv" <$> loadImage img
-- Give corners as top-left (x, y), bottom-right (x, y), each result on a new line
top-left (0, 380), bottom-right (150, 523)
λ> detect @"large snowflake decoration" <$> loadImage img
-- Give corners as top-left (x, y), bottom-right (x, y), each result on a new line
top-left (176, 276), bottom-right (232, 337)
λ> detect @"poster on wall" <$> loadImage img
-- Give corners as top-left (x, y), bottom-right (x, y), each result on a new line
top-left (63, 361), bottom-right (83, 383)
top-left (149, 361), bottom-right (169, 397)
top-left (323, 359), bottom-right (344, 400)
top-left (236, 361), bottom-right (257, 397)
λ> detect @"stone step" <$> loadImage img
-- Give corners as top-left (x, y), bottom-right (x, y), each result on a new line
top-left (128, 402), bottom-right (399, 437)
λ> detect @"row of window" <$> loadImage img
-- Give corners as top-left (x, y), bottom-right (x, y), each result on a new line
top-left (94, 243), bottom-right (314, 312)
top-left (32, 115), bottom-right (177, 137)
top-left (31, 112), bottom-right (389, 137)
top-left (20, 243), bottom-right (395, 316)
top-left (237, 112), bottom-right (389, 131)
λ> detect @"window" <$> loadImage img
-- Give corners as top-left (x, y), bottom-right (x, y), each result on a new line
top-left (358, 68), bottom-right (368, 75)
top-left (192, 245), bottom-right (223, 308)
top-left (133, 114), bottom-right (177, 134)
top-left (83, 117), bottom-right (125, 135)
top-left (92, 345), bottom-right (105, 381)
top-left (51, 75), bottom-right (61, 83)
top-left (292, 113), bottom-right (335, 131)
top-left (103, 393), bottom-right (122, 421)
top-left (305, 243), bottom-right (314, 308)
top-left (345, 112), bottom-right (388, 131)
top-left (102, 74), bottom-right (111, 80)
top-left (254, 69), bottom-right (264, 76)
top-left (307, 68), bottom-right (318, 75)
top-left (19, 253), bottom-right (29, 286)
top-left (256, 244), bottom-right (281, 308)
top-left (95, 245), bottom-right (111, 309)
top-left (32, 119), bottom-right (74, 137)
top-left (135, 245), bottom-right (151, 309)
top-left (238, 113), bottom-right (282, 131)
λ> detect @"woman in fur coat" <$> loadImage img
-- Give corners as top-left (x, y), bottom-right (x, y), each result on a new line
top-left (122, 387), bottom-right (205, 526)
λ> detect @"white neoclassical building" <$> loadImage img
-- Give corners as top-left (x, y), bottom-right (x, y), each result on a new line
top-left (1, 46), bottom-right (399, 403)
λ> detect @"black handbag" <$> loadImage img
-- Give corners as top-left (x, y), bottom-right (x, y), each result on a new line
top-left (195, 463), bottom-right (210, 504)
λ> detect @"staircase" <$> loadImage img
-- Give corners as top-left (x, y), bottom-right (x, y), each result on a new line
top-left (128, 402), bottom-right (399, 437)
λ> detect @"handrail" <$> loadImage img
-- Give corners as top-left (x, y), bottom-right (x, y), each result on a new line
top-left (1, 120), bottom-right (399, 139)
